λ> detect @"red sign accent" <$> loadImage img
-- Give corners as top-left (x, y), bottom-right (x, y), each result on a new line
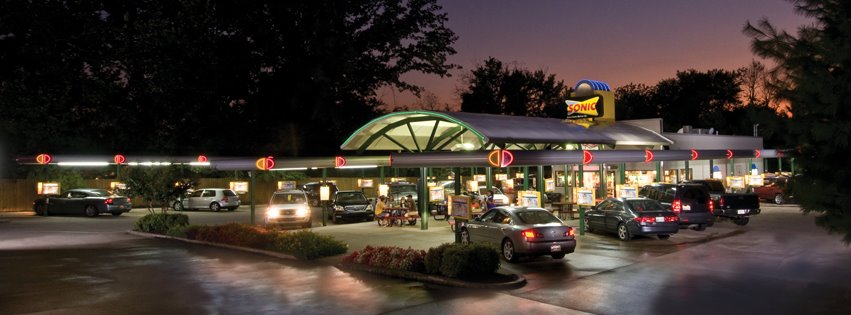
top-left (487, 150), bottom-right (514, 168)
top-left (644, 150), bottom-right (654, 162)
top-left (197, 155), bottom-right (208, 163)
top-left (582, 150), bottom-right (594, 164)
top-left (335, 156), bottom-right (347, 168)
top-left (726, 149), bottom-right (734, 159)
top-left (36, 154), bottom-right (52, 165)
top-left (114, 154), bottom-right (126, 164)
top-left (690, 149), bottom-right (699, 161)
top-left (500, 150), bottom-right (514, 168)
top-left (256, 156), bottom-right (275, 170)
top-left (754, 150), bottom-right (761, 158)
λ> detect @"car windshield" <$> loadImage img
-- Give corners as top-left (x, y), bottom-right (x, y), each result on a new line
top-left (88, 189), bottom-right (111, 197)
top-left (336, 193), bottom-right (367, 203)
top-left (389, 184), bottom-right (417, 194)
top-left (626, 199), bottom-right (666, 212)
top-left (271, 193), bottom-right (305, 204)
top-left (515, 210), bottom-right (560, 225)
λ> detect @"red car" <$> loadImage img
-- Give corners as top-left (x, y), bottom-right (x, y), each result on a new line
top-left (754, 176), bottom-right (795, 205)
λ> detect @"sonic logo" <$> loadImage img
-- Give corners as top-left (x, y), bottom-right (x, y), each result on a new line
top-left (565, 96), bottom-right (602, 118)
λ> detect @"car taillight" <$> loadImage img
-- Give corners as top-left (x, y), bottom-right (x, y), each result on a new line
top-left (104, 198), bottom-right (113, 205)
top-left (634, 217), bottom-right (655, 223)
top-left (672, 199), bottom-right (682, 213)
top-left (566, 227), bottom-right (575, 237)
top-left (709, 200), bottom-right (714, 214)
top-left (222, 196), bottom-right (229, 202)
top-left (719, 198), bottom-right (725, 208)
top-left (127, 198), bottom-right (131, 203)
top-left (521, 229), bottom-right (543, 240)
top-left (665, 216), bottom-right (679, 222)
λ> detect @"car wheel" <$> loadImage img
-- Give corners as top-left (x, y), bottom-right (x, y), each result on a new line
top-left (694, 224), bottom-right (707, 231)
top-left (584, 218), bottom-right (593, 233)
top-left (734, 217), bottom-right (750, 226)
top-left (111, 212), bottom-right (123, 217)
top-left (617, 223), bottom-right (631, 241)
top-left (172, 202), bottom-right (184, 211)
top-left (502, 239), bottom-right (518, 262)
top-left (34, 205), bottom-right (45, 216)
top-left (209, 203), bottom-right (221, 212)
top-left (657, 234), bottom-right (670, 240)
top-left (84, 205), bottom-right (98, 217)
top-left (303, 220), bottom-right (312, 229)
top-left (460, 228), bottom-right (471, 245)
top-left (551, 253), bottom-right (566, 259)
top-left (774, 194), bottom-right (785, 205)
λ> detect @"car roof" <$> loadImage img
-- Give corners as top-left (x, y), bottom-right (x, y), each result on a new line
top-left (336, 190), bottom-right (364, 194)
top-left (274, 190), bottom-right (305, 194)
top-left (493, 206), bottom-right (548, 212)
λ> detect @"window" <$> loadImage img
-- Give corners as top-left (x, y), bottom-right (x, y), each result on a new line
top-left (479, 210), bottom-right (497, 222)
top-left (516, 210), bottom-right (560, 224)
top-left (70, 191), bottom-right (87, 198)
top-left (189, 190), bottom-right (204, 198)
top-left (491, 211), bottom-right (509, 224)
top-left (223, 190), bottom-right (237, 197)
top-left (272, 193), bottom-right (306, 204)
top-left (202, 190), bottom-right (216, 197)
top-left (626, 200), bottom-right (666, 212)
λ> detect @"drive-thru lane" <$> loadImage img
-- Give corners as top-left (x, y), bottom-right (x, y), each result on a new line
top-left (1, 204), bottom-right (849, 314)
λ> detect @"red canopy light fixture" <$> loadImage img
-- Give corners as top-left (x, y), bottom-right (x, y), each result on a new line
top-left (255, 156), bottom-right (275, 170)
top-left (487, 149), bottom-right (514, 168)
top-left (36, 153), bottom-right (52, 165)
top-left (335, 156), bottom-right (347, 168)
top-left (197, 155), bottom-right (208, 163)
top-left (754, 150), bottom-right (761, 158)
top-left (726, 149), bottom-right (734, 159)
top-left (114, 154), bottom-right (126, 164)
top-left (690, 149), bottom-right (699, 161)
top-left (582, 150), bottom-right (594, 164)
top-left (644, 149), bottom-right (654, 162)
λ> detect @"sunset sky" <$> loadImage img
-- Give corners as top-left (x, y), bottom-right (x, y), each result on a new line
top-left (379, 0), bottom-right (813, 110)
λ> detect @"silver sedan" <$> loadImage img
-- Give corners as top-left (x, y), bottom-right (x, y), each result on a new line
top-left (461, 206), bottom-right (577, 262)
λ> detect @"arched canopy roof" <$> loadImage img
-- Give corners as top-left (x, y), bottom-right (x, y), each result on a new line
top-left (340, 110), bottom-right (673, 153)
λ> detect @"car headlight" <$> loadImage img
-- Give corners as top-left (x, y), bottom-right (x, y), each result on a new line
top-left (334, 205), bottom-right (344, 212)
top-left (366, 204), bottom-right (374, 212)
top-left (266, 208), bottom-right (280, 219)
top-left (295, 207), bottom-right (309, 217)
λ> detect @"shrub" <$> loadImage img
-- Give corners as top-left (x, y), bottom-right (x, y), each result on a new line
top-left (165, 224), bottom-right (203, 238)
top-left (192, 223), bottom-right (274, 249)
top-left (424, 243), bottom-right (455, 274)
top-left (439, 243), bottom-right (500, 279)
top-left (270, 230), bottom-right (348, 260)
top-left (134, 213), bottom-right (189, 234)
top-left (343, 246), bottom-right (426, 272)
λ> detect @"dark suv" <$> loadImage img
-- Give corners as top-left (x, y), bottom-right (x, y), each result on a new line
top-left (638, 183), bottom-right (715, 230)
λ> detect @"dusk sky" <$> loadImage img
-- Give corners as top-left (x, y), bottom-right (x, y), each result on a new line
top-left (380, 0), bottom-right (813, 110)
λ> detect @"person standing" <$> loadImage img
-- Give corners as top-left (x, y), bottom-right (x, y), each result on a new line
top-left (403, 194), bottom-right (418, 225)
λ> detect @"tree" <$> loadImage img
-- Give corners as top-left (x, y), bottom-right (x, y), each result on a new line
top-left (459, 57), bottom-right (569, 117)
top-left (745, 0), bottom-right (851, 243)
top-left (614, 83), bottom-right (657, 120)
top-left (123, 166), bottom-right (195, 213)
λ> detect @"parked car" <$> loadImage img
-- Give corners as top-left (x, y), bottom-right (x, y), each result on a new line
top-left (173, 188), bottom-right (240, 212)
top-left (754, 176), bottom-right (796, 205)
top-left (302, 182), bottom-right (339, 207)
top-left (585, 197), bottom-right (679, 241)
top-left (386, 181), bottom-right (418, 206)
top-left (688, 179), bottom-right (760, 226)
top-left (436, 180), bottom-right (510, 205)
top-left (33, 188), bottom-right (132, 217)
top-left (265, 190), bottom-right (312, 228)
top-left (332, 190), bottom-right (374, 223)
top-left (461, 206), bottom-right (576, 262)
top-left (638, 183), bottom-right (715, 230)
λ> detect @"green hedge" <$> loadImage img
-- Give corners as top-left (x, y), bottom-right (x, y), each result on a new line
top-left (348, 243), bottom-right (500, 279)
top-left (134, 213), bottom-right (189, 234)
top-left (269, 230), bottom-right (348, 260)
top-left (343, 246), bottom-right (426, 273)
top-left (438, 243), bottom-right (500, 279)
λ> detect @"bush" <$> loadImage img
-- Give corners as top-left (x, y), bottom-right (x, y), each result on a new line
top-left (270, 230), bottom-right (348, 260)
top-left (134, 213), bottom-right (189, 234)
top-left (165, 224), bottom-right (203, 238)
top-left (439, 242), bottom-right (500, 279)
top-left (193, 223), bottom-right (274, 249)
top-left (424, 243), bottom-right (454, 274)
top-left (343, 246), bottom-right (426, 272)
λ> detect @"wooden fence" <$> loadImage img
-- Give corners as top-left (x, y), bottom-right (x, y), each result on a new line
top-left (0, 177), bottom-right (389, 212)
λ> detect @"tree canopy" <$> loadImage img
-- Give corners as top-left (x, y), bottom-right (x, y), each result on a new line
top-left (0, 0), bottom-right (458, 174)
top-left (745, 0), bottom-right (851, 243)
top-left (458, 57), bottom-right (569, 117)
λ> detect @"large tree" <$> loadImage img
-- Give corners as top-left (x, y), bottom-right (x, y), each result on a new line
top-left (745, 0), bottom-right (851, 243)
top-left (459, 57), bottom-right (569, 117)
top-left (0, 0), bottom-right (458, 175)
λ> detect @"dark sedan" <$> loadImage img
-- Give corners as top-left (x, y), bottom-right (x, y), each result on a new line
top-left (585, 197), bottom-right (679, 241)
top-left (332, 190), bottom-right (374, 223)
top-left (461, 206), bottom-right (576, 262)
top-left (33, 189), bottom-right (133, 217)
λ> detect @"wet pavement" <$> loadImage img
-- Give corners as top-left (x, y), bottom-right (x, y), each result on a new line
top-left (1, 204), bottom-right (850, 314)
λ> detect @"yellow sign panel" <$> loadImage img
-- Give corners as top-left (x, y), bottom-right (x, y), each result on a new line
top-left (229, 181), bottom-right (249, 193)
top-left (566, 96), bottom-right (601, 117)
top-left (575, 188), bottom-right (596, 206)
top-left (449, 195), bottom-right (471, 220)
top-left (517, 190), bottom-right (541, 208)
top-left (37, 182), bottom-right (60, 195)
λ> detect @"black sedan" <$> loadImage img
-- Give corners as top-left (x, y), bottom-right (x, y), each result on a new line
top-left (585, 197), bottom-right (679, 241)
top-left (331, 190), bottom-right (374, 223)
top-left (461, 207), bottom-right (576, 262)
top-left (33, 189), bottom-right (133, 217)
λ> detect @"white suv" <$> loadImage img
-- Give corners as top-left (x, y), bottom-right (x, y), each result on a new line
top-left (265, 190), bottom-right (312, 229)
top-left (173, 188), bottom-right (240, 212)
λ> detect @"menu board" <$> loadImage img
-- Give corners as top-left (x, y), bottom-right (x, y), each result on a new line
top-left (230, 181), bottom-right (249, 193)
top-left (727, 176), bottom-right (745, 189)
top-left (747, 175), bottom-right (764, 187)
top-left (545, 179), bottom-right (555, 192)
top-left (449, 195), bottom-right (471, 220)
top-left (575, 188), bottom-right (596, 206)
top-left (618, 185), bottom-right (637, 198)
top-left (430, 187), bottom-right (445, 202)
top-left (517, 190), bottom-right (541, 208)
top-left (358, 179), bottom-right (374, 188)
top-left (277, 181), bottom-right (296, 190)
top-left (474, 175), bottom-right (486, 182)
top-left (37, 182), bottom-right (60, 195)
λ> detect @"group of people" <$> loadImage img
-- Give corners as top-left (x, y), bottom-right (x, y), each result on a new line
top-left (375, 194), bottom-right (419, 226)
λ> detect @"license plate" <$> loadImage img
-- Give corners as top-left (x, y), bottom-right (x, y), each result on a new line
top-left (737, 209), bottom-right (747, 214)
top-left (119, 205), bottom-right (125, 209)
top-left (550, 245), bottom-right (562, 252)
top-left (683, 205), bottom-right (691, 211)
top-left (655, 217), bottom-right (665, 222)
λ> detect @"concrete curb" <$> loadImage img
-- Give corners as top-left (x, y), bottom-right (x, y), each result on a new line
top-left (337, 261), bottom-right (527, 289)
top-left (126, 230), bottom-right (299, 260)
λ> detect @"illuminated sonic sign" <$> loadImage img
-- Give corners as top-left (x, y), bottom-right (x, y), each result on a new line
top-left (565, 96), bottom-right (603, 119)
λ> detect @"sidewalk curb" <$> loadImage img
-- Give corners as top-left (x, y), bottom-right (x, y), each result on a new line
top-left (337, 261), bottom-right (527, 289)
top-left (126, 230), bottom-right (298, 260)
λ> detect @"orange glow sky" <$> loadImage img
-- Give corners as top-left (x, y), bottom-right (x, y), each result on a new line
top-left (379, 0), bottom-right (813, 110)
